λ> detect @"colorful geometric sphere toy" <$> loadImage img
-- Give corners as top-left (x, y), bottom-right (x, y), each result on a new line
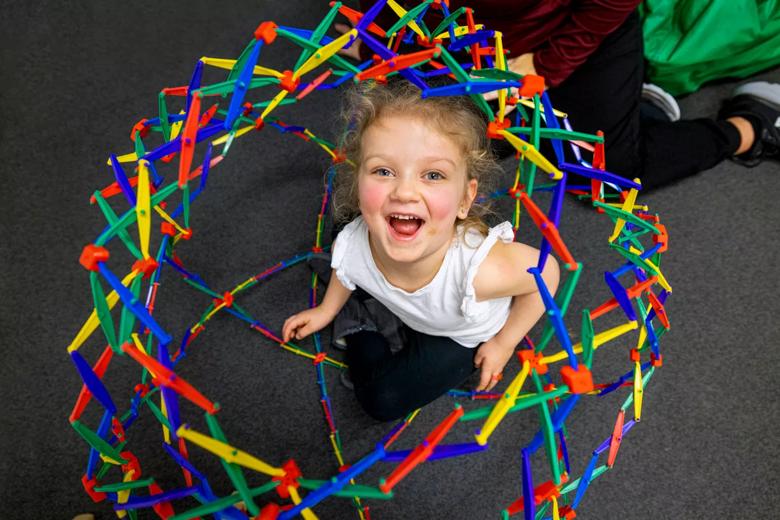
top-left (67, 2), bottom-right (671, 518)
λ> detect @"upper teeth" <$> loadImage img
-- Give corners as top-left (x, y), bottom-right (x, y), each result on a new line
top-left (391, 214), bottom-right (417, 220)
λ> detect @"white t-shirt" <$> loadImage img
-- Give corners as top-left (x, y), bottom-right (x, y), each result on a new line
top-left (331, 216), bottom-right (514, 348)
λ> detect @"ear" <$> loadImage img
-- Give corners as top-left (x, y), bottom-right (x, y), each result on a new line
top-left (459, 178), bottom-right (478, 219)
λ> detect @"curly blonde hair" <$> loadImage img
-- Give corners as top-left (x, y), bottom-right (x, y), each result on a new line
top-left (332, 77), bottom-right (500, 237)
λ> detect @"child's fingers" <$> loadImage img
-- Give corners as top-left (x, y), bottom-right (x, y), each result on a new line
top-left (483, 89), bottom-right (498, 102)
top-left (477, 367), bottom-right (493, 392)
top-left (283, 315), bottom-right (306, 342)
top-left (334, 22), bottom-right (352, 34)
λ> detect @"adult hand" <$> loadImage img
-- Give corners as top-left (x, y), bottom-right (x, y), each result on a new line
top-left (335, 23), bottom-right (363, 61)
top-left (482, 52), bottom-right (538, 115)
top-left (473, 336), bottom-right (517, 392)
top-left (282, 306), bottom-right (333, 343)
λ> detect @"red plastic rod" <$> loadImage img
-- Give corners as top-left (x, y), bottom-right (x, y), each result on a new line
top-left (379, 405), bottom-right (463, 493)
top-left (357, 47), bottom-right (440, 81)
top-left (178, 93), bottom-right (202, 188)
top-left (518, 192), bottom-right (576, 268)
top-left (120, 342), bottom-right (218, 414)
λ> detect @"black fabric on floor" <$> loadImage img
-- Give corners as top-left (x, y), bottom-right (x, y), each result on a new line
top-left (1, 2), bottom-right (778, 519)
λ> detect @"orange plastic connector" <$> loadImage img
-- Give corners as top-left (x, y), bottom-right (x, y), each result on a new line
top-left (81, 474), bottom-right (107, 503)
top-left (111, 417), bottom-right (126, 443)
top-left (332, 148), bottom-right (346, 164)
top-left (518, 74), bottom-right (545, 98)
top-left (559, 505), bottom-right (577, 518)
top-left (161, 222), bottom-right (176, 236)
top-left (313, 352), bottom-right (327, 365)
top-left (120, 450), bottom-right (141, 480)
top-left (79, 244), bottom-right (109, 271)
top-left (131, 118), bottom-right (151, 141)
top-left (653, 223), bottom-right (669, 253)
top-left (214, 291), bottom-right (234, 308)
top-left (534, 480), bottom-right (560, 504)
top-left (560, 365), bottom-right (593, 394)
top-left (517, 349), bottom-right (548, 375)
top-left (651, 353), bottom-right (663, 367)
top-left (487, 117), bottom-right (511, 139)
top-left (132, 257), bottom-right (158, 279)
top-left (629, 348), bottom-right (640, 362)
top-left (279, 70), bottom-right (299, 93)
top-left (181, 228), bottom-right (193, 240)
top-left (272, 459), bottom-right (302, 499)
top-left (259, 503), bottom-right (281, 520)
top-left (254, 21), bottom-right (278, 44)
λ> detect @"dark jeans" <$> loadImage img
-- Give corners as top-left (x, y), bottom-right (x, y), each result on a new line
top-left (345, 327), bottom-right (477, 422)
top-left (546, 11), bottom-right (741, 191)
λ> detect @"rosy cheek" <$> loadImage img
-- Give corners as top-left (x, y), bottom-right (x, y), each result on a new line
top-left (358, 179), bottom-right (386, 215)
top-left (425, 186), bottom-right (460, 223)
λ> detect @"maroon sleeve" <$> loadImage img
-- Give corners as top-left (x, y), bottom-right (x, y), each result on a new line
top-left (531, 0), bottom-right (641, 87)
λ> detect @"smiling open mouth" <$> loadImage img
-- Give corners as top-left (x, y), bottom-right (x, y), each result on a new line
top-left (387, 214), bottom-right (424, 238)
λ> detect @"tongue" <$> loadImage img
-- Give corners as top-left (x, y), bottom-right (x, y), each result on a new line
top-left (390, 217), bottom-right (421, 236)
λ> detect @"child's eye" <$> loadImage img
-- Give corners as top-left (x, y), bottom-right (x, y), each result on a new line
top-left (372, 168), bottom-right (393, 177)
top-left (425, 171), bottom-right (444, 181)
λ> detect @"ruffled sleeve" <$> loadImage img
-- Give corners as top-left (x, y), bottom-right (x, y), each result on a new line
top-left (330, 218), bottom-right (362, 291)
top-left (460, 221), bottom-right (515, 321)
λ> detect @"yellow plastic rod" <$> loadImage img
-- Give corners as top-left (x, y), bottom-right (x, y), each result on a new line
top-left (161, 392), bottom-right (171, 444)
top-left (501, 130), bottom-right (563, 180)
top-left (542, 320), bottom-right (639, 364)
top-left (260, 90), bottom-right (290, 121)
top-left (67, 269), bottom-right (139, 352)
top-left (211, 123), bottom-right (255, 146)
top-left (176, 425), bottom-right (285, 477)
top-left (608, 181), bottom-right (641, 243)
top-left (115, 469), bottom-right (136, 518)
top-left (200, 57), bottom-right (282, 78)
top-left (294, 29), bottom-right (357, 80)
top-left (386, 0), bottom-right (426, 38)
top-left (105, 151), bottom-right (138, 165)
top-left (633, 360), bottom-right (643, 421)
top-left (169, 110), bottom-right (185, 140)
top-left (494, 31), bottom-right (507, 122)
top-left (436, 24), bottom-right (484, 40)
top-left (288, 486), bottom-right (319, 520)
top-left (136, 160), bottom-right (152, 259)
top-left (475, 361), bottom-right (530, 446)
top-left (517, 98), bottom-right (567, 118)
top-left (153, 205), bottom-right (186, 235)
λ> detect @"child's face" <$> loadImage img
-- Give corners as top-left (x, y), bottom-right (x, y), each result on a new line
top-left (358, 113), bottom-right (478, 267)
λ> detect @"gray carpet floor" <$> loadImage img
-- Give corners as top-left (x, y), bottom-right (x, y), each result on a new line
top-left (1, 1), bottom-right (778, 519)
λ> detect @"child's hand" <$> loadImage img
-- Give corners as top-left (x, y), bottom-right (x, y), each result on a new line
top-left (473, 337), bottom-right (517, 392)
top-left (335, 23), bottom-right (362, 61)
top-left (282, 306), bottom-right (333, 343)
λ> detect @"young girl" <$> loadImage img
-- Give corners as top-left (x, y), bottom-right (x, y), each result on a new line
top-left (283, 79), bottom-right (559, 422)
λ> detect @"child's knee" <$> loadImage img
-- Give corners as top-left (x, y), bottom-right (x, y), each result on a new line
top-left (355, 384), bottom-right (408, 422)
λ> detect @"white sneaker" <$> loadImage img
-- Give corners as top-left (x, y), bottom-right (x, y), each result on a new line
top-left (642, 83), bottom-right (681, 122)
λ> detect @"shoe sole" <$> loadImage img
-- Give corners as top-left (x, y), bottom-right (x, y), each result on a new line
top-left (641, 83), bottom-right (681, 121)
top-left (733, 81), bottom-right (780, 111)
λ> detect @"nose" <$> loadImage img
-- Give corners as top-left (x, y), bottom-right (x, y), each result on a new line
top-left (391, 173), bottom-right (420, 202)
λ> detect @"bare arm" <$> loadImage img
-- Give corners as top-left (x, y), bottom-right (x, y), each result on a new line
top-left (472, 242), bottom-right (560, 391)
top-left (282, 270), bottom-right (353, 342)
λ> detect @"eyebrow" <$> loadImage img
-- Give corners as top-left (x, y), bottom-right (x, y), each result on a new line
top-left (362, 154), bottom-right (457, 168)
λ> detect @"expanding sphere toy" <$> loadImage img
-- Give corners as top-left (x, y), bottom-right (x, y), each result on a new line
top-left (67, 1), bottom-right (672, 519)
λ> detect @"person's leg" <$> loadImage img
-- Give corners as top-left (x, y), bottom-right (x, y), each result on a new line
top-left (344, 327), bottom-right (476, 421)
top-left (547, 11), bottom-right (744, 191)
